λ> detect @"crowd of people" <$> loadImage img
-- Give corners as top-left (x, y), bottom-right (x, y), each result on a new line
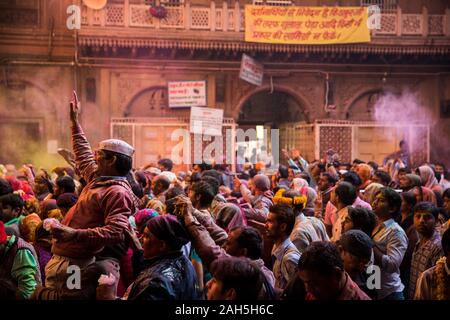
top-left (0, 94), bottom-right (449, 301)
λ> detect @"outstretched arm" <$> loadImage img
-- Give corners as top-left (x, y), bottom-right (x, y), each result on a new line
top-left (70, 91), bottom-right (97, 183)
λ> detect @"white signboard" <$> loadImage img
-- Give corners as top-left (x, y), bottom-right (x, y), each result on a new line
top-left (239, 54), bottom-right (264, 86)
top-left (190, 106), bottom-right (224, 137)
top-left (168, 81), bottom-right (207, 108)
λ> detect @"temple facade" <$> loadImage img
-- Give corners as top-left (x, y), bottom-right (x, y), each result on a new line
top-left (1, 0), bottom-right (449, 169)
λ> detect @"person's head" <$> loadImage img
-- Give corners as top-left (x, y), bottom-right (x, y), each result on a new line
top-left (281, 189), bottom-right (305, 216)
top-left (443, 188), bottom-right (450, 215)
top-left (142, 215), bottom-right (189, 259)
top-left (372, 188), bottom-right (402, 221)
top-left (351, 159), bottom-right (365, 171)
top-left (134, 208), bottom-right (159, 236)
top-left (54, 176), bottom-right (76, 198)
top-left (372, 170), bottom-right (391, 187)
top-left (442, 228), bottom-right (450, 260)
top-left (356, 164), bottom-right (372, 183)
top-left (278, 165), bottom-right (289, 179)
top-left (339, 230), bottom-right (373, 275)
top-left (331, 182), bottom-right (357, 207)
top-left (398, 167), bottom-right (411, 181)
top-left (207, 257), bottom-right (264, 300)
top-left (340, 171), bottom-right (362, 189)
top-left (157, 158), bottom-right (173, 172)
top-left (413, 202), bottom-right (439, 238)
top-left (164, 187), bottom-right (185, 215)
top-left (189, 180), bottom-right (215, 209)
top-left (400, 191), bottom-right (417, 215)
top-left (201, 170), bottom-right (224, 186)
top-left (341, 207), bottom-right (377, 237)
top-left (56, 193), bottom-right (78, 216)
top-left (0, 178), bottom-right (13, 196)
top-left (434, 162), bottom-right (446, 181)
top-left (299, 172), bottom-right (311, 185)
top-left (152, 175), bottom-right (171, 196)
top-left (33, 173), bottom-right (52, 196)
top-left (399, 140), bottom-right (409, 153)
top-left (0, 193), bottom-right (24, 223)
top-left (297, 242), bottom-right (345, 300)
top-left (251, 174), bottom-right (271, 194)
top-left (192, 162), bottom-right (212, 174)
top-left (265, 204), bottom-right (295, 241)
top-left (224, 226), bottom-right (263, 260)
top-left (95, 139), bottom-right (134, 176)
top-left (200, 176), bottom-right (220, 195)
top-left (367, 161), bottom-right (379, 172)
top-left (318, 172), bottom-right (337, 192)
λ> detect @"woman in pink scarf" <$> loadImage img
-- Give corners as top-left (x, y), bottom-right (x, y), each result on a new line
top-left (416, 165), bottom-right (443, 194)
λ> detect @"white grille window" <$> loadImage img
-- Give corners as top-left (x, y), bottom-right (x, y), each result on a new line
top-left (252, 0), bottom-right (293, 6)
top-left (360, 0), bottom-right (397, 12)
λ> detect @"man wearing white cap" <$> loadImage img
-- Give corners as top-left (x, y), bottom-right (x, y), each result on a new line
top-left (43, 91), bottom-right (141, 298)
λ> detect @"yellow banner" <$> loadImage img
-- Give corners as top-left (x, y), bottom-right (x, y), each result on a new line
top-left (245, 5), bottom-right (370, 45)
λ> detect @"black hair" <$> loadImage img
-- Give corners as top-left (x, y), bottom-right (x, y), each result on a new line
top-left (103, 150), bottom-right (132, 176)
top-left (248, 168), bottom-right (258, 179)
top-left (443, 188), bottom-right (450, 199)
top-left (341, 171), bottom-right (362, 188)
top-left (158, 158), bottom-right (173, 171)
top-left (201, 169), bottom-right (222, 184)
top-left (229, 226), bottom-right (263, 260)
top-left (209, 257), bottom-right (264, 300)
top-left (442, 228), bottom-right (450, 256)
top-left (0, 178), bottom-right (13, 196)
top-left (0, 193), bottom-right (24, 210)
top-left (398, 167), bottom-right (412, 175)
top-left (346, 207), bottom-right (377, 237)
top-left (190, 172), bottom-right (202, 184)
top-left (378, 187), bottom-right (402, 219)
top-left (299, 173), bottom-right (311, 185)
top-left (200, 176), bottom-right (220, 195)
top-left (413, 201), bottom-right (439, 220)
top-left (399, 140), bottom-right (407, 147)
top-left (239, 173), bottom-right (250, 181)
top-left (367, 161), bottom-right (379, 171)
top-left (321, 172), bottom-right (337, 186)
top-left (194, 162), bottom-right (212, 172)
top-left (373, 170), bottom-right (392, 187)
top-left (56, 176), bottom-right (76, 194)
top-left (278, 165), bottom-right (289, 179)
top-left (165, 187), bottom-right (185, 215)
top-left (352, 159), bottom-right (365, 165)
top-left (126, 171), bottom-right (144, 198)
top-left (401, 191), bottom-right (417, 212)
top-left (298, 241), bottom-right (344, 275)
top-left (191, 181), bottom-right (216, 208)
top-left (335, 182), bottom-right (357, 206)
top-left (269, 203), bottom-right (296, 235)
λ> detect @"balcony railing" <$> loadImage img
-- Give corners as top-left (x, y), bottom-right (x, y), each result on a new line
top-left (80, 1), bottom-right (450, 37)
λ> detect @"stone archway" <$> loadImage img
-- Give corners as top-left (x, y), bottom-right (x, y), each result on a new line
top-left (232, 84), bottom-right (312, 123)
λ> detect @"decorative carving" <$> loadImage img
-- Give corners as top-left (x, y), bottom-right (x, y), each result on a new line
top-left (160, 7), bottom-right (184, 28)
top-left (130, 4), bottom-right (156, 27)
top-left (215, 9), bottom-right (223, 30)
top-left (0, 8), bottom-right (38, 26)
top-left (117, 77), bottom-right (144, 110)
top-left (191, 8), bottom-right (210, 30)
top-left (319, 126), bottom-right (352, 163)
top-left (377, 14), bottom-right (397, 35)
top-left (402, 14), bottom-right (422, 35)
top-left (428, 15), bottom-right (444, 35)
top-left (106, 4), bottom-right (124, 26)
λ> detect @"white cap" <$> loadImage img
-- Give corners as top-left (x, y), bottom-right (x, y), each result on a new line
top-left (159, 171), bottom-right (177, 183)
top-left (99, 139), bottom-right (134, 157)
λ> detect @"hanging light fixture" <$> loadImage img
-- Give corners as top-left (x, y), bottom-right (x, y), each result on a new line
top-left (82, 0), bottom-right (107, 10)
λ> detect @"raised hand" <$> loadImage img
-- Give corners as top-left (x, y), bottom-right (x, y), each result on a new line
top-left (70, 90), bottom-right (80, 123)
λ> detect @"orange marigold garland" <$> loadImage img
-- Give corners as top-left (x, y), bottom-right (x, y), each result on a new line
top-left (273, 189), bottom-right (307, 207)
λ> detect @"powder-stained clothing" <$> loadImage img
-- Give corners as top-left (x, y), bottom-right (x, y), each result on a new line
top-left (0, 235), bottom-right (41, 299)
top-left (240, 185), bottom-right (273, 223)
top-left (52, 122), bottom-right (140, 260)
top-left (271, 237), bottom-right (301, 290)
top-left (409, 230), bottom-right (443, 299)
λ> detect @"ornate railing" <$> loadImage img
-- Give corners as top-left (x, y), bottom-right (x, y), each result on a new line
top-left (80, 1), bottom-right (450, 37)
